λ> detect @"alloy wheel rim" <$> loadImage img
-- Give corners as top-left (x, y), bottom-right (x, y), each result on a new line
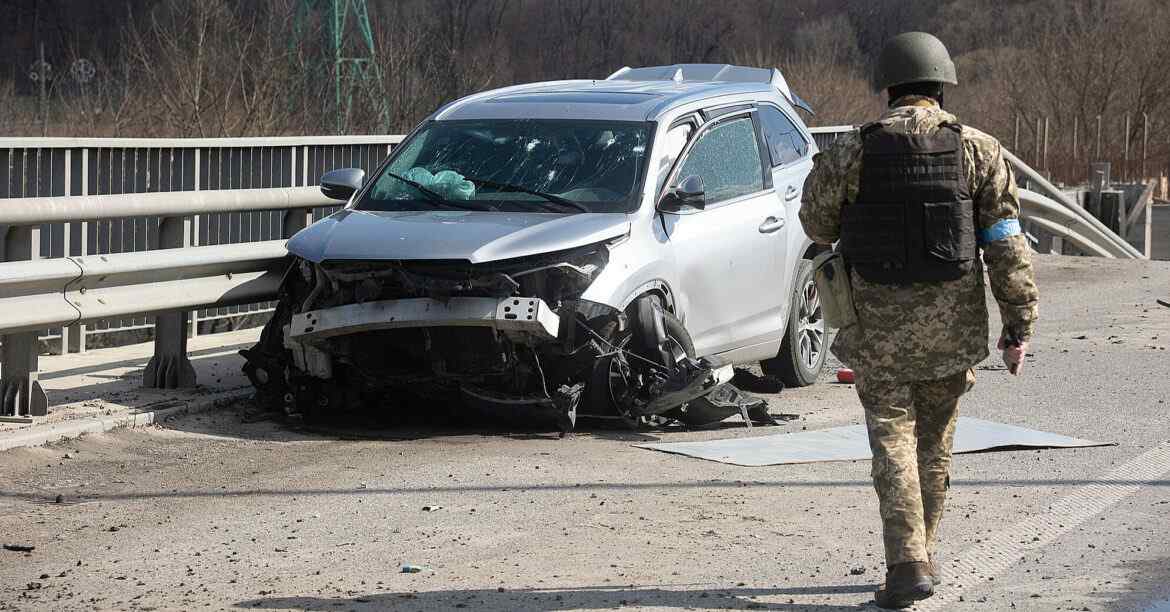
top-left (797, 278), bottom-right (825, 370)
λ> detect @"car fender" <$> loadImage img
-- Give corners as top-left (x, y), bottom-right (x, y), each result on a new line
top-left (580, 241), bottom-right (681, 318)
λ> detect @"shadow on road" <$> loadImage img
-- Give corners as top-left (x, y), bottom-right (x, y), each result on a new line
top-left (296, 419), bottom-right (671, 444)
top-left (163, 403), bottom-right (681, 444)
top-left (237, 584), bottom-right (877, 611)
top-left (143, 358), bottom-right (800, 446)
top-left (156, 389), bottom-right (801, 445)
top-left (42, 342), bottom-right (255, 381)
top-left (1094, 556), bottom-right (1170, 612)
top-left (41, 342), bottom-right (254, 408)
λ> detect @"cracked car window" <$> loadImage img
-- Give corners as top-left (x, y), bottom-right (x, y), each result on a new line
top-left (759, 105), bottom-right (808, 167)
top-left (656, 123), bottom-right (694, 192)
top-left (676, 117), bottom-right (764, 204)
top-left (357, 119), bottom-right (651, 213)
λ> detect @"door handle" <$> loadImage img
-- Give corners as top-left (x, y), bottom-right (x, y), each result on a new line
top-left (759, 216), bottom-right (785, 233)
top-left (784, 186), bottom-right (800, 201)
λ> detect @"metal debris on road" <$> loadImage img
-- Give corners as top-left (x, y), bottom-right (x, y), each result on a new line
top-left (4, 544), bottom-right (35, 552)
top-left (401, 564), bottom-right (427, 573)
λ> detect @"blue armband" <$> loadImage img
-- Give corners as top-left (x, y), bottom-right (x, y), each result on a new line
top-left (978, 218), bottom-right (1021, 245)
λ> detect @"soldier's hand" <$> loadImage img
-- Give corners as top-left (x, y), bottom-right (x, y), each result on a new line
top-left (997, 335), bottom-right (1027, 376)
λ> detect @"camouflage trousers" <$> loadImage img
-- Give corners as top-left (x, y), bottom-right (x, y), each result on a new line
top-left (855, 368), bottom-right (976, 566)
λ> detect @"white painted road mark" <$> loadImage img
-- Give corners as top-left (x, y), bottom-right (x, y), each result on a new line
top-left (916, 442), bottom-right (1170, 611)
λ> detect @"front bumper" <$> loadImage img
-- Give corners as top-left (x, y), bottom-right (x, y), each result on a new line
top-left (288, 296), bottom-right (561, 344)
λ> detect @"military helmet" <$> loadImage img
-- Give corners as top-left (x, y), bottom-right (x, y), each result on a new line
top-left (872, 32), bottom-right (958, 93)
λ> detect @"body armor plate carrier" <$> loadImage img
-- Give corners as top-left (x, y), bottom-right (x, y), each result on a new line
top-left (840, 121), bottom-right (977, 285)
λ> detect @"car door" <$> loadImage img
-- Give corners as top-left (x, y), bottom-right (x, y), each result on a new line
top-left (758, 103), bottom-right (816, 334)
top-left (660, 110), bottom-right (787, 360)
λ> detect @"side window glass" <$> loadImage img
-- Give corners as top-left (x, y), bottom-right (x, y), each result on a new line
top-left (676, 117), bottom-right (764, 204)
top-left (657, 123), bottom-right (694, 192)
top-left (759, 106), bottom-right (808, 167)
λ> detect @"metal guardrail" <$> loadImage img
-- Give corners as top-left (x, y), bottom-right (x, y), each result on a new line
top-left (0, 186), bottom-right (300, 416)
top-left (0, 241), bottom-right (287, 335)
top-left (0, 241), bottom-right (285, 401)
top-left (0, 187), bottom-right (326, 225)
top-left (1017, 189), bottom-right (1132, 258)
top-left (0, 134), bottom-right (403, 355)
top-left (1003, 149), bottom-right (1143, 259)
top-left (1, 135), bottom-right (402, 416)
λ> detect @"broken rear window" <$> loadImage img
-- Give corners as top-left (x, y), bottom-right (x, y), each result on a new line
top-left (356, 119), bottom-right (652, 214)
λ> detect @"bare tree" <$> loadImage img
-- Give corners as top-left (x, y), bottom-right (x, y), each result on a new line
top-left (987, 0), bottom-right (1170, 180)
top-left (121, 0), bottom-right (300, 137)
top-left (54, 54), bottom-right (137, 137)
top-left (1, 0), bottom-right (1167, 181)
top-left (734, 14), bottom-right (880, 126)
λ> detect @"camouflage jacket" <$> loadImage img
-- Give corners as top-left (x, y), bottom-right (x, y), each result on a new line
top-left (799, 98), bottom-right (1039, 381)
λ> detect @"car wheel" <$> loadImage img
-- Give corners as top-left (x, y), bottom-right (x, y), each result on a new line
top-left (761, 259), bottom-right (828, 387)
top-left (587, 295), bottom-right (695, 430)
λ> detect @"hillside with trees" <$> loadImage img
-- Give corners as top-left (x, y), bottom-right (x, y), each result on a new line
top-left (2, 0), bottom-right (1168, 183)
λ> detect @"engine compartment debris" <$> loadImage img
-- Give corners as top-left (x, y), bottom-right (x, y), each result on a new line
top-left (241, 248), bottom-right (779, 432)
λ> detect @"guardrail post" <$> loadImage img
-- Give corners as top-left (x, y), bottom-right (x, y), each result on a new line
top-left (67, 148), bottom-right (90, 354)
top-left (143, 215), bottom-right (197, 389)
top-left (1, 225), bottom-right (49, 417)
top-left (283, 207), bottom-right (314, 238)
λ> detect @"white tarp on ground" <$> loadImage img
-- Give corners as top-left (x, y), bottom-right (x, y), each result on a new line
top-left (635, 417), bottom-right (1110, 467)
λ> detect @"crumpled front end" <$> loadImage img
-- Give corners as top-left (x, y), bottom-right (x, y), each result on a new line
top-left (242, 242), bottom-right (769, 432)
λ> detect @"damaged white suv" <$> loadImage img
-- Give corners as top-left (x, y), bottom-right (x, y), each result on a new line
top-left (242, 64), bottom-right (828, 431)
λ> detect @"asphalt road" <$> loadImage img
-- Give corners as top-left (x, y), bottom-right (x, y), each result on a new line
top-left (2, 254), bottom-right (1169, 612)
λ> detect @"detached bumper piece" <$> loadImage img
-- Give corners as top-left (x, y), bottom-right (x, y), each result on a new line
top-left (675, 383), bottom-right (776, 429)
top-left (289, 297), bottom-right (560, 343)
top-left (635, 356), bottom-right (774, 429)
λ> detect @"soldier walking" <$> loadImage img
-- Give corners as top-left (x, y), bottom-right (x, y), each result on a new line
top-left (799, 32), bottom-right (1040, 608)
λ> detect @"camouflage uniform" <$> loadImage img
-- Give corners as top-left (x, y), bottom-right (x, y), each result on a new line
top-left (799, 97), bottom-right (1039, 566)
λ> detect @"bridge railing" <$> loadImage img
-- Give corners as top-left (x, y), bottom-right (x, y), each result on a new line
top-left (0, 135), bottom-right (401, 416)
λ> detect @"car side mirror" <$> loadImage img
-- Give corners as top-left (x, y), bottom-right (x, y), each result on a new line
top-left (659, 174), bottom-right (706, 212)
top-left (320, 168), bottom-right (366, 201)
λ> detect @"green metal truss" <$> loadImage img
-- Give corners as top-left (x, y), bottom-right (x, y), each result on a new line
top-left (295, 0), bottom-right (391, 133)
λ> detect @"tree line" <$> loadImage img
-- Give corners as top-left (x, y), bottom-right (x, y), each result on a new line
top-left (2, 0), bottom-right (1168, 184)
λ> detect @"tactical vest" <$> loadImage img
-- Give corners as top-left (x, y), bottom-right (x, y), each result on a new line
top-left (839, 121), bottom-right (977, 285)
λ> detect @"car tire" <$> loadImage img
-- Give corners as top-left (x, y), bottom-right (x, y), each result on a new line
top-left (587, 295), bottom-right (695, 430)
top-left (761, 259), bottom-right (828, 387)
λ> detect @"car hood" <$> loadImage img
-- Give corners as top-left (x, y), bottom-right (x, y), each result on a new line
top-left (287, 209), bottom-right (631, 264)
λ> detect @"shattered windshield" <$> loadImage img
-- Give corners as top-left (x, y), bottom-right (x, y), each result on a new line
top-left (356, 119), bottom-right (652, 213)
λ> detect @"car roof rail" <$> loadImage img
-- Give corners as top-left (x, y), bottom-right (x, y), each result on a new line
top-left (606, 64), bottom-right (814, 115)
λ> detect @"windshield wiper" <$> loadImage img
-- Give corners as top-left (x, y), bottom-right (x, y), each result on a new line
top-left (462, 176), bottom-right (591, 214)
top-left (380, 171), bottom-right (484, 211)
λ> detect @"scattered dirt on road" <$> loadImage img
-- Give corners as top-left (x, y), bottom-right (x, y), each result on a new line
top-left (2, 255), bottom-right (1169, 611)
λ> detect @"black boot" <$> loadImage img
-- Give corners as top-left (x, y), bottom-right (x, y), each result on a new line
top-left (874, 561), bottom-right (934, 609)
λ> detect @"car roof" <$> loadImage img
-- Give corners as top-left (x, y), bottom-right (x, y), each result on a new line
top-left (433, 68), bottom-right (789, 123)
